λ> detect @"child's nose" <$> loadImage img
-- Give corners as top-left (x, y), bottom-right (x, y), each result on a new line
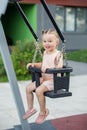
top-left (46, 41), bottom-right (49, 45)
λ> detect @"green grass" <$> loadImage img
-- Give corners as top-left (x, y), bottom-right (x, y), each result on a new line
top-left (0, 74), bottom-right (31, 82)
top-left (0, 76), bottom-right (8, 82)
top-left (17, 75), bottom-right (31, 81)
top-left (67, 49), bottom-right (87, 63)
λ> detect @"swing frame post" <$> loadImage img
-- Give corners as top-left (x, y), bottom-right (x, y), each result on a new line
top-left (0, 1), bottom-right (31, 130)
top-left (0, 0), bottom-right (8, 18)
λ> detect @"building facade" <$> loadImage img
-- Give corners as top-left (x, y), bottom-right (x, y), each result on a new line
top-left (36, 0), bottom-right (87, 50)
top-left (2, 0), bottom-right (87, 50)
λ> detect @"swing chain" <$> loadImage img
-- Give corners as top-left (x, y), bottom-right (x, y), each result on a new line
top-left (55, 51), bottom-right (62, 68)
top-left (62, 42), bottom-right (68, 67)
top-left (32, 41), bottom-right (43, 64)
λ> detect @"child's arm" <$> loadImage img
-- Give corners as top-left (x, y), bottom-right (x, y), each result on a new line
top-left (55, 52), bottom-right (63, 68)
top-left (27, 62), bottom-right (42, 69)
top-left (34, 62), bottom-right (42, 68)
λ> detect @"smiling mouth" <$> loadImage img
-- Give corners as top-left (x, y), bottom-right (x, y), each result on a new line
top-left (45, 45), bottom-right (50, 49)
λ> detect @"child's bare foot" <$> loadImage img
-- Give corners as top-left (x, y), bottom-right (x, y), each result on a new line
top-left (23, 108), bottom-right (37, 120)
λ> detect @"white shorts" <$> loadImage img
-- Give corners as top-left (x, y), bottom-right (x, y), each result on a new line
top-left (41, 79), bottom-right (54, 91)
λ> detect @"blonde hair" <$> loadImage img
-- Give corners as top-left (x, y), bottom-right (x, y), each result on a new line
top-left (42, 28), bottom-right (59, 42)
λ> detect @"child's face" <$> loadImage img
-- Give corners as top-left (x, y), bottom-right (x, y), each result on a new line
top-left (42, 33), bottom-right (59, 53)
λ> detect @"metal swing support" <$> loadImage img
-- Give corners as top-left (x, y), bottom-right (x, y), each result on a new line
top-left (0, 1), bottom-right (30, 130)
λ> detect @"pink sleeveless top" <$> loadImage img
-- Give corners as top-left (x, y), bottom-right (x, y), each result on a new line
top-left (41, 50), bottom-right (60, 81)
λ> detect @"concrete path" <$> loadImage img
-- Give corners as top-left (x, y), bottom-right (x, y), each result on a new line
top-left (68, 60), bottom-right (87, 75)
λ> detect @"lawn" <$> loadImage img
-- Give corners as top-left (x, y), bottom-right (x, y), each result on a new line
top-left (67, 49), bottom-right (87, 63)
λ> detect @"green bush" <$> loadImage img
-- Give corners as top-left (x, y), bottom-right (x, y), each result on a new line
top-left (11, 41), bottom-right (42, 78)
top-left (0, 41), bottom-right (42, 81)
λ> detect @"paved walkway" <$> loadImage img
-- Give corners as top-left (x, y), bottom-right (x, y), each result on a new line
top-left (68, 60), bottom-right (87, 75)
top-left (0, 61), bottom-right (87, 130)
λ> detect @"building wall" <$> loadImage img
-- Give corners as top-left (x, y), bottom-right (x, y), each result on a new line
top-left (37, 4), bottom-right (87, 50)
top-left (2, 3), bottom-right (37, 45)
top-left (2, 1), bottom-right (87, 50)
top-left (64, 33), bottom-right (87, 50)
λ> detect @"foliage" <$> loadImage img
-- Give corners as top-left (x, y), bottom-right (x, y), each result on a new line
top-left (0, 41), bottom-right (42, 81)
top-left (11, 41), bottom-right (42, 78)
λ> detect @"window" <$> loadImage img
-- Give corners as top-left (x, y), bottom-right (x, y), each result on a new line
top-left (76, 8), bottom-right (86, 32)
top-left (55, 6), bottom-right (64, 31)
top-left (66, 8), bottom-right (75, 31)
top-left (55, 6), bottom-right (87, 33)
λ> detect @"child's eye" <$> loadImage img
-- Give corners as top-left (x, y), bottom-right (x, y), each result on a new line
top-left (48, 40), bottom-right (52, 43)
top-left (43, 40), bottom-right (46, 43)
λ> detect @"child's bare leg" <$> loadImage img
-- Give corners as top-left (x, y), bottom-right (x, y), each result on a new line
top-left (22, 82), bottom-right (36, 119)
top-left (36, 85), bottom-right (49, 114)
top-left (35, 85), bottom-right (49, 123)
top-left (26, 82), bottom-right (36, 110)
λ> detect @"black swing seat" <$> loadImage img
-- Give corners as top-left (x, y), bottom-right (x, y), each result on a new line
top-left (29, 66), bottom-right (73, 98)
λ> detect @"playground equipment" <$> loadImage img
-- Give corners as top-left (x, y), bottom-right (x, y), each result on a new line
top-left (0, 0), bottom-right (8, 17)
top-left (29, 0), bottom-right (73, 98)
top-left (0, 0), bottom-right (30, 130)
top-left (0, 0), bottom-right (73, 129)
top-left (12, 0), bottom-right (73, 98)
